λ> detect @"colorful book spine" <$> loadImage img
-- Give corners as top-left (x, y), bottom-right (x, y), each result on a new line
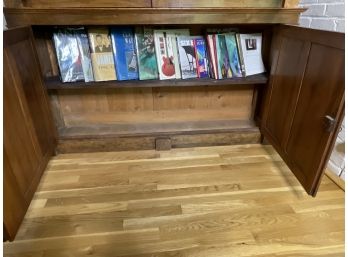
top-left (88, 27), bottom-right (117, 82)
top-left (236, 33), bottom-right (246, 77)
top-left (154, 30), bottom-right (176, 80)
top-left (134, 27), bottom-right (159, 80)
top-left (110, 27), bottom-right (139, 81)
top-left (53, 29), bottom-right (85, 83)
top-left (194, 37), bottom-right (209, 78)
top-left (216, 34), bottom-right (233, 79)
top-left (213, 35), bottom-right (219, 79)
top-left (225, 33), bottom-right (243, 78)
top-left (206, 34), bottom-right (218, 79)
top-left (73, 28), bottom-right (94, 82)
top-left (177, 36), bottom-right (198, 79)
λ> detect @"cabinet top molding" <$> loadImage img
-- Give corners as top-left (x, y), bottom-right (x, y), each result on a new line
top-left (4, 7), bottom-right (306, 27)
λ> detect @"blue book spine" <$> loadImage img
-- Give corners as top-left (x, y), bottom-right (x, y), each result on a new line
top-left (111, 27), bottom-right (139, 81)
top-left (194, 38), bottom-right (209, 79)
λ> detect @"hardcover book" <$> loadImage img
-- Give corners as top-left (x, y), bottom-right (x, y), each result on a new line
top-left (225, 33), bottom-right (243, 78)
top-left (237, 33), bottom-right (265, 76)
top-left (236, 34), bottom-right (246, 77)
top-left (73, 27), bottom-right (95, 82)
top-left (216, 34), bottom-right (233, 79)
top-left (53, 29), bottom-right (85, 83)
top-left (134, 27), bottom-right (159, 80)
top-left (154, 29), bottom-right (190, 80)
top-left (111, 27), bottom-right (139, 81)
top-left (88, 27), bottom-right (117, 81)
top-left (206, 34), bottom-right (218, 79)
top-left (177, 36), bottom-right (198, 79)
top-left (166, 29), bottom-right (190, 79)
top-left (194, 37), bottom-right (209, 78)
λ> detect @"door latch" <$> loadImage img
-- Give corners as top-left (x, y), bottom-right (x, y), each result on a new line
top-left (324, 115), bottom-right (337, 133)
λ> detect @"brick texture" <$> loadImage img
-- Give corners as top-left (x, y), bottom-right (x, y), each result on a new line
top-left (299, 0), bottom-right (345, 181)
top-left (299, 0), bottom-right (345, 32)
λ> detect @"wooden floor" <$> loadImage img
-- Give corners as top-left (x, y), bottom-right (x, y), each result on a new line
top-left (4, 144), bottom-right (345, 257)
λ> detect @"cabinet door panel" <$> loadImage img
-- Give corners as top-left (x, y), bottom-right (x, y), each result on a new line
top-left (152, 0), bottom-right (282, 8)
top-left (261, 26), bottom-right (344, 196)
top-left (285, 43), bottom-right (344, 192)
top-left (263, 36), bottom-right (310, 148)
top-left (4, 0), bottom-right (151, 8)
top-left (4, 26), bottom-right (57, 241)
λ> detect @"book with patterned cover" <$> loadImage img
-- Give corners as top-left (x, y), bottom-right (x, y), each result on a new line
top-left (53, 28), bottom-right (85, 83)
top-left (194, 37), bottom-right (209, 78)
top-left (88, 27), bottom-right (117, 81)
top-left (111, 27), bottom-right (139, 81)
top-left (134, 27), bottom-right (159, 80)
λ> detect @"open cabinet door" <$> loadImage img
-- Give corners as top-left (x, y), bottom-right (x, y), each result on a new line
top-left (261, 25), bottom-right (344, 196)
top-left (4, 27), bottom-right (57, 241)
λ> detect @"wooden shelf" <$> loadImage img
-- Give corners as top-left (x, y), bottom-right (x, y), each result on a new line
top-left (45, 73), bottom-right (268, 90)
top-left (4, 7), bottom-right (305, 27)
top-left (59, 119), bottom-right (259, 139)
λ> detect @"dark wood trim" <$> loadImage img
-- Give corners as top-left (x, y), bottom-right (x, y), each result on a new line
top-left (4, 7), bottom-right (305, 27)
top-left (58, 120), bottom-right (259, 139)
top-left (45, 74), bottom-right (268, 90)
top-left (57, 129), bottom-right (261, 153)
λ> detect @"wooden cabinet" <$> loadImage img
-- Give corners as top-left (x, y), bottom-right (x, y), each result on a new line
top-left (152, 0), bottom-right (283, 8)
top-left (4, 27), bottom-right (57, 241)
top-left (3, 2), bottom-right (344, 241)
top-left (261, 26), bottom-right (344, 196)
top-left (4, 0), bottom-right (151, 8)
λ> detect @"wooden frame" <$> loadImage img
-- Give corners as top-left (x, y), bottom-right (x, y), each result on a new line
top-left (4, 7), bottom-right (305, 27)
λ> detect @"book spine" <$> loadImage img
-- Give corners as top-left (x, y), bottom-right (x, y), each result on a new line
top-left (206, 35), bottom-right (216, 79)
top-left (214, 34), bottom-right (222, 80)
top-left (75, 30), bottom-right (94, 82)
top-left (170, 35), bottom-right (181, 79)
top-left (134, 27), bottom-right (143, 80)
top-left (194, 38), bottom-right (209, 79)
top-left (194, 39), bottom-right (200, 78)
top-left (236, 33), bottom-right (246, 77)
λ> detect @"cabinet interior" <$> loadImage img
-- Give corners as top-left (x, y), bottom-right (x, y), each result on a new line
top-left (31, 24), bottom-right (274, 153)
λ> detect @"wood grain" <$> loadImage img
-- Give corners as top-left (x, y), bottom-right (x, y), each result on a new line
top-left (4, 0), bottom-right (151, 8)
top-left (4, 7), bottom-right (305, 27)
top-left (4, 26), bottom-right (57, 241)
top-left (261, 25), bottom-right (345, 196)
top-left (4, 144), bottom-right (344, 256)
top-left (152, 0), bottom-right (283, 8)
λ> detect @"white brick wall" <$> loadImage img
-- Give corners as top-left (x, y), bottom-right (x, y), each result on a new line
top-left (299, 0), bottom-right (345, 181)
top-left (299, 0), bottom-right (345, 32)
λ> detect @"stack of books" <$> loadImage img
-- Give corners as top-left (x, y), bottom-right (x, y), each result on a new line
top-left (52, 26), bottom-right (266, 83)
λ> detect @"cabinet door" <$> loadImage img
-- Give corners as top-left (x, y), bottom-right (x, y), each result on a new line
top-left (4, 0), bottom-right (151, 8)
top-left (261, 25), bottom-right (344, 196)
top-left (4, 26), bottom-right (57, 240)
top-left (152, 0), bottom-right (282, 8)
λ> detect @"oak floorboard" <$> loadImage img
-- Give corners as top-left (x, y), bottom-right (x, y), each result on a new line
top-left (4, 144), bottom-right (345, 257)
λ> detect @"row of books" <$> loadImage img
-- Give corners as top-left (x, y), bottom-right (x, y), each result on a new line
top-left (52, 27), bottom-right (265, 83)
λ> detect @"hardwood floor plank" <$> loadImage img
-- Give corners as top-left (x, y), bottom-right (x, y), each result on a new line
top-left (4, 144), bottom-right (344, 257)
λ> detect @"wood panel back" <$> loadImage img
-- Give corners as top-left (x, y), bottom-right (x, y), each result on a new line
top-left (53, 86), bottom-right (255, 127)
top-left (4, 0), bottom-right (151, 8)
top-left (152, 0), bottom-right (282, 8)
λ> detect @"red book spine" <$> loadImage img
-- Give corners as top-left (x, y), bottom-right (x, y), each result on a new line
top-left (209, 35), bottom-right (217, 79)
